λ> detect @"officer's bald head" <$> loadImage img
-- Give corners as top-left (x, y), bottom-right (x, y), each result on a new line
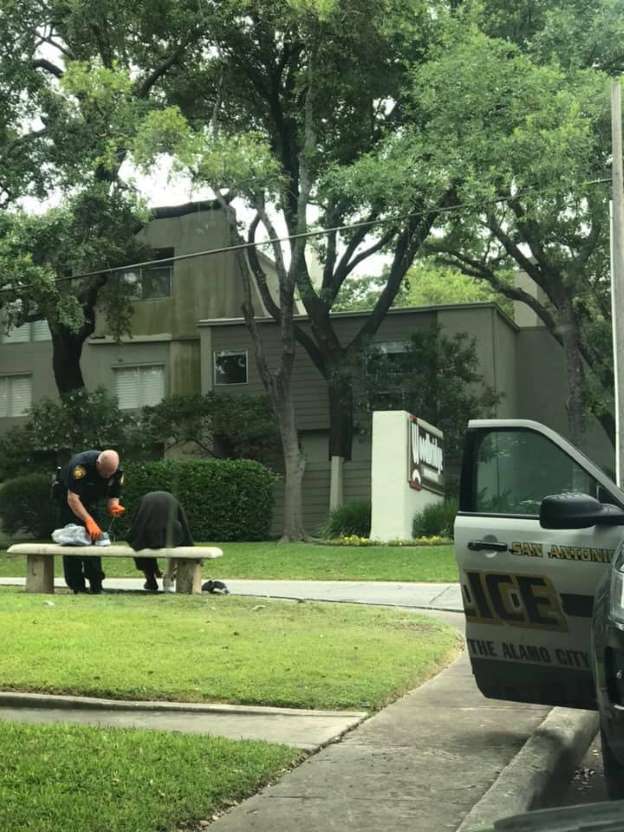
top-left (97, 450), bottom-right (120, 479)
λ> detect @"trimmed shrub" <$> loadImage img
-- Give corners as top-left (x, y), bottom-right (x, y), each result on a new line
top-left (412, 499), bottom-right (458, 540)
top-left (117, 459), bottom-right (276, 541)
top-left (0, 473), bottom-right (58, 538)
top-left (322, 501), bottom-right (371, 539)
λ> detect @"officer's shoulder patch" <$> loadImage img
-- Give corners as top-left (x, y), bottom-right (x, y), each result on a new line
top-left (72, 465), bottom-right (87, 480)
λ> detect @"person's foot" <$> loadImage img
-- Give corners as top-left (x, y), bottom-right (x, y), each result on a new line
top-left (89, 581), bottom-right (103, 594)
top-left (144, 575), bottom-right (159, 592)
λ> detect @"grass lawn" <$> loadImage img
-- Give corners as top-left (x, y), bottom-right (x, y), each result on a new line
top-left (0, 721), bottom-right (300, 832)
top-left (0, 591), bottom-right (460, 710)
top-left (0, 541), bottom-right (459, 582)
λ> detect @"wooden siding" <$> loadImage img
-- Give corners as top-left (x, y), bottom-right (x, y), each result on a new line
top-left (269, 455), bottom-right (373, 536)
top-left (207, 309), bottom-right (439, 431)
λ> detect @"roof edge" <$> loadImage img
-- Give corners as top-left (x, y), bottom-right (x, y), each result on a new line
top-left (198, 301), bottom-right (519, 329)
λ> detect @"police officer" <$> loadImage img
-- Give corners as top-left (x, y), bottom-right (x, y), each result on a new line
top-left (58, 449), bottom-right (125, 594)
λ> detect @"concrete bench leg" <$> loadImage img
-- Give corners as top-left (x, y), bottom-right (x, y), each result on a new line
top-left (26, 556), bottom-right (55, 594)
top-left (176, 560), bottom-right (203, 594)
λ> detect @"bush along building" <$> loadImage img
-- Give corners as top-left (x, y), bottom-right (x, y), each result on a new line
top-left (0, 202), bottom-right (614, 536)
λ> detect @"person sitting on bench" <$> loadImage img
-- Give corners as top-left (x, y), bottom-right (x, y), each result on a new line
top-left (128, 491), bottom-right (193, 592)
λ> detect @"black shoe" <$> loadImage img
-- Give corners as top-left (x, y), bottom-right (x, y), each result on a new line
top-left (89, 581), bottom-right (103, 594)
top-left (202, 580), bottom-right (229, 595)
top-left (144, 575), bottom-right (159, 592)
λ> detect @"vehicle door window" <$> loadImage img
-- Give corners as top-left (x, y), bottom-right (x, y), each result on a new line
top-left (473, 429), bottom-right (606, 515)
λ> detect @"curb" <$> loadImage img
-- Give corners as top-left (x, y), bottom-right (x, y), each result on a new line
top-left (456, 706), bottom-right (599, 831)
top-left (0, 690), bottom-right (366, 720)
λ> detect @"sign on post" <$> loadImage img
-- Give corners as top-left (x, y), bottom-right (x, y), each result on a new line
top-left (370, 411), bottom-right (444, 542)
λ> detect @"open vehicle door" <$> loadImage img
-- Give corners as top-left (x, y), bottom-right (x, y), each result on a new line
top-left (455, 419), bottom-right (624, 709)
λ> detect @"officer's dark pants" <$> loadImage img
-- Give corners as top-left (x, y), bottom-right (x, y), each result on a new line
top-left (60, 505), bottom-right (105, 594)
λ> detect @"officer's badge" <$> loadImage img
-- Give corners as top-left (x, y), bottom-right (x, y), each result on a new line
top-left (72, 465), bottom-right (87, 480)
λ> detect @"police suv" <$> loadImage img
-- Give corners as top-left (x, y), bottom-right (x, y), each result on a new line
top-left (455, 419), bottom-right (624, 798)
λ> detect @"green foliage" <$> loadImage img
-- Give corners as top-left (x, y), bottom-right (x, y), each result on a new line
top-left (0, 388), bottom-right (139, 481)
top-left (412, 499), bottom-right (458, 540)
top-left (333, 264), bottom-right (513, 315)
top-left (357, 326), bottom-right (501, 470)
top-left (0, 473), bottom-right (57, 538)
top-left (321, 501), bottom-right (371, 538)
top-left (137, 393), bottom-right (281, 465)
top-left (119, 459), bottom-right (277, 541)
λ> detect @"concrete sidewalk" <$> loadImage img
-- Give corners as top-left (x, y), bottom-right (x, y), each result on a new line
top-left (0, 693), bottom-right (365, 751)
top-left (0, 576), bottom-right (463, 611)
top-left (207, 647), bottom-right (555, 832)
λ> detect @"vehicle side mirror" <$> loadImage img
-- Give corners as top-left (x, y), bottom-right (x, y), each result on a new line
top-left (540, 492), bottom-right (624, 529)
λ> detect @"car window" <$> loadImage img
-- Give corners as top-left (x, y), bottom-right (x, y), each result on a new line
top-left (474, 429), bottom-right (605, 515)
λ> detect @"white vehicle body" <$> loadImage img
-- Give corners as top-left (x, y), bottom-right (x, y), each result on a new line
top-left (455, 419), bottom-right (624, 710)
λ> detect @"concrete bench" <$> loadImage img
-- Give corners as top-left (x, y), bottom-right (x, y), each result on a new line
top-left (6, 544), bottom-right (223, 595)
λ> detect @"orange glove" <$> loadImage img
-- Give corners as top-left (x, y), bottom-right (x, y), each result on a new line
top-left (108, 503), bottom-right (125, 518)
top-left (85, 516), bottom-right (102, 542)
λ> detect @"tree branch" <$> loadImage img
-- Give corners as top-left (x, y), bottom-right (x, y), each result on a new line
top-left (327, 226), bottom-right (396, 306)
top-left (246, 212), bottom-right (326, 375)
top-left (349, 208), bottom-right (440, 354)
top-left (32, 58), bottom-right (64, 79)
top-left (246, 212), bottom-right (282, 320)
top-left (136, 43), bottom-right (187, 98)
top-left (332, 209), bottom-right (379, 286)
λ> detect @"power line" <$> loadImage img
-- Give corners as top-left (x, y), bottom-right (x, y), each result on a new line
top-left (0, 176), bottom-right (611, 297)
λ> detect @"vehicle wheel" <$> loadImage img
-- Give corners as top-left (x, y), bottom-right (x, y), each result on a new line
top-left (601, 726), bottom-right (624, 799)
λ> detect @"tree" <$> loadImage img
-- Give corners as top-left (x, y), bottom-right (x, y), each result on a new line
top-left (0, 188), bottom-right (149, 392)
top-left (357, 326), bottom-right (501, 474)
top-left (333, 264), bottom-right (513, 314)
top-left (137, 392), bottom-right (280, 464)
top-left (0, 388), bottom-right (138, 481)
top-left (133, 0), bottom-right (461, 535)
top-left (408, 26), bottom-right (615, 446)
top-left (0, 0), bottom-right (205, 393)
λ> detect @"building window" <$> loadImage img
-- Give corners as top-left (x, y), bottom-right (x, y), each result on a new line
top-left (365, 341), bottom-right (411, 410)
top-left (114, 365), bottom-right (165, 409)
top-left (119, 248), bottom-right (174, 301)
top-left (214, 351), bottom-right (248, 385)
top-left (0, 375), bottom-right (32, 417)
top-left (0, 319), bottom-right (51, 343)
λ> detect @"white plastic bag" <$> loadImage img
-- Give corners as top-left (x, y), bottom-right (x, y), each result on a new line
top-left (52, 524), bottom-right (111, 547)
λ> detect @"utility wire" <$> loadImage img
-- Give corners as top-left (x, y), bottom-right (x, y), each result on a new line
top-left (0, 176), bottom-right (611, 297)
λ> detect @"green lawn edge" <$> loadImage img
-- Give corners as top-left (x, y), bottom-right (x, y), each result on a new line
top-left (0, 721), bottom-right (301, 832)
top-left (0, 591), bottom-right (461, 710)
top-left (0, 540), bottom-right (459, 582)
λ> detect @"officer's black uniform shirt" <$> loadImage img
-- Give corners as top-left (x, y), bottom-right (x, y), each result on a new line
top-left (62, 450), bottom-right (124, 511)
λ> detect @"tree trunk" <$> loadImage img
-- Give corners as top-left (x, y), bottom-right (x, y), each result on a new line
top-left (328, 370), bottom-right (354, 460)
top-left (51, 328), bottom-right (87, 394)
top-left (559, 300), bottom-right (585, 446)
top-left (275, 394), bottom-right (306, 541)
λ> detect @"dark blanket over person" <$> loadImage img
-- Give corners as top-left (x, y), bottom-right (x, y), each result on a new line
top-left (128, 491), bottom-right (194, 590)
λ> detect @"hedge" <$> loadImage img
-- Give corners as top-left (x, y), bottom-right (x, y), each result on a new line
top-left (0, 473), bottom-right (58, 539)
top-left (0, 459), bottom-right (276, 542)
top-left (117, 459), bottom-right (276, 541)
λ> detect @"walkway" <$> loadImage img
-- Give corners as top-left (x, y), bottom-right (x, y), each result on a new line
top-left (0, 577), bottom-right (463, 611)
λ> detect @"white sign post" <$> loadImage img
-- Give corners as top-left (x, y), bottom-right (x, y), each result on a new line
top-left (370, 411), bottom-right (444, 542)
